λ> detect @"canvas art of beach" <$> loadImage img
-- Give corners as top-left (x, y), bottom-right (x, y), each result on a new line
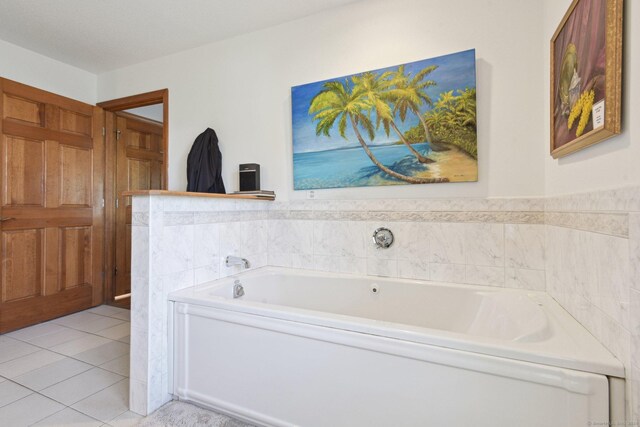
top-left (291, 49), bottom-right (478, 190)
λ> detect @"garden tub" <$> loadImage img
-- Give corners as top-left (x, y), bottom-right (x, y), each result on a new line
top-left (168, 267), bottom-right (624, 427)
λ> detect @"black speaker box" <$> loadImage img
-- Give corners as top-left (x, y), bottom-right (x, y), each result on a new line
top-left (239, 163), bottom-right (260, 191)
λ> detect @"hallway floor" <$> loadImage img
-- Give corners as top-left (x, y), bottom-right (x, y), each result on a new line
top-left (0, 305), bottom-right (142, 426)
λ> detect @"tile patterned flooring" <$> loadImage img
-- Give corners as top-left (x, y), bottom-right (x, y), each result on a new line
top-left (0, 305), bottom-right (143, 426)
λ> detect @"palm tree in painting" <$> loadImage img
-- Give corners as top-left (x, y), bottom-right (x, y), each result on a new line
top-left (389, 65), bottom-right (449, 152)
top-left (423, 88), bottom-right (478, 158)
top-left (454, 88), bottom-right (477, 127)
top-left (352, 72), bottom-right (434, 164)
top-left (309, 80), bottom-right (442, 184)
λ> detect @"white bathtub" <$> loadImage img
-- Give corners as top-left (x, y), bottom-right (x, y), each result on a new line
top-left (168, 267), bottom-right (625, 427)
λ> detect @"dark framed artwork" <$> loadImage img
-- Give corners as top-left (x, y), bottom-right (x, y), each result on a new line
top-left (550, 0), bottom-right (623, 158)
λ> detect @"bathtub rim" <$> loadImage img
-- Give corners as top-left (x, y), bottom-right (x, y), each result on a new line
top-left (168, 266), bottom-right (624, 378)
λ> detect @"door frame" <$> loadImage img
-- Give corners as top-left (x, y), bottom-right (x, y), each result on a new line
top-left (97, 89), bottom-right (168, 305)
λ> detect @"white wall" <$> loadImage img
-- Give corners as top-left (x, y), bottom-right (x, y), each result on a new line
top-left (0, 39), bottom-right (96, 104)
top-left (543, 0), bottom-right (639, 196)
top-left (98, 0), bottom-right (545, 200)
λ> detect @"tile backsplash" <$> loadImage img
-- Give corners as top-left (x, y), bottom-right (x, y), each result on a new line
top-left (265, 198), bottom-right (545, 290)
top-left (129, 187), bottom-right (639, 422)
top-left (544, 186), bottom-right (640, 422)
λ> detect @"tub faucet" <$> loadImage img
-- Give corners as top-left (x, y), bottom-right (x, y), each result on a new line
top-left (233, 280), bottom-right (245, 298)
top-left (226, 255), bottom-right (250, 269)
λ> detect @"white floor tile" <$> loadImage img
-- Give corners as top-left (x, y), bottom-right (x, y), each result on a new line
top-left (105, 410), bottom-right (143, 427)
top-left (12, 357), bottom-right (93, 391)
top-left (0, 349), bottom-right (65, 378)
top-left (72, 379), bottom-right (129, 423)
top-left (88, 305), bottom-right (130, 320)
top-left (0, 337), bottom-right (40, 363)
top-left (5, 322), bottom-right (66, 342)
top-left (26, 326), bottom-right (91, 348)
top-left (100, 354), bottom-right (130, 377)
top-left (0, 380), bottom-right (32, 407)
top-left (74, 341), bottom-right (129, 366)
top-left (53, 312), bottom-right (126, 333)
top-left (31, 407), bottom-right (103, 427)
top-left (0, 393), bottom-right (65, 426)
top-left (94, 322), bottom-right (130, 341)
top-left (40, 367), bottom-right (124, 406)
top-left (110, 310), bottom-right (131, 322)
top-left (49, 334), bottom-right (111, 356)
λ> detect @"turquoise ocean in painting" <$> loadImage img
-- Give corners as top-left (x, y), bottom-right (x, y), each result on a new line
top-left (291, 49), bottom-right (477, 190)
top-left (293, 143), bottom-right (433, 190)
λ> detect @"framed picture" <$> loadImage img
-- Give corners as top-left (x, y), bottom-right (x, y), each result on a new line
top-left (550, 0), bottom-right (623, 158)
top-left (291, 49), bottom-right (477, 190)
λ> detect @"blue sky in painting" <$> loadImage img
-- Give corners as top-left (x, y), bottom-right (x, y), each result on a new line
top-left (291, 49), bottom-right (476, 154)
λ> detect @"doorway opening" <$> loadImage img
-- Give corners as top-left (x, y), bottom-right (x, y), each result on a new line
top-left (98, 90), bottom-right (168, 308)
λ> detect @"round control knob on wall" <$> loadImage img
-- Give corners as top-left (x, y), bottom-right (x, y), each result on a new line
top-left (372, 227), bottom-right (394, 249)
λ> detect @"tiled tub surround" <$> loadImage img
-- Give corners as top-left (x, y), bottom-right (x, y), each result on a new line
top-left (266, 200), bottom-right (546, 290)
top-left (545, 186), bottom-right (640, 422)
top-left (130, 190), bottom-right (639, 420)
top-left (129, 193), bottom-right (547, 415)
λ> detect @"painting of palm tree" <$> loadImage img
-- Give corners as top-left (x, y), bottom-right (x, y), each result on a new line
top-left (292, 49), bottom-right (477, 190)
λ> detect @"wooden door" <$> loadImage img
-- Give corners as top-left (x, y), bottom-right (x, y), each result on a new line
top-left (0, 79), bottom-right (104, 333)
top-left (114, 113), bottom-right (163, 302)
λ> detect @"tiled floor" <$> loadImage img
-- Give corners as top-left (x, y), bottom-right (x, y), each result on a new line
top-left (0, 305), bottom-right (143, 426)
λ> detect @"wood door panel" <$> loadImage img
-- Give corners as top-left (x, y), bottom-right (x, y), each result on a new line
top-left (128, 158), bottom-right (152, 191)
top-left (3, 135), bottom-right (45, 207)
top-left (2, 79), bottom-right (93, 117)
top-left (3, 120), bottom-right (93, 149)
top-left (0, 286), bottom-right (92, 333)
top-left (127, 131), bottom-right (150, 150)
top-left (1, 229), bottom-right (43, 302)
top-left (3, 94), bottom-right (45, 126)
top-left (0, 78), bottom-right (104, 333)
top-left (60, 145), bottom-right (92, 206)
top-left (0, 207), bottom-right (93, 228)
top-left (61, 226), bottom-right (92, 290)
top-left (126, 147), bottom-right (162, 162)
top-left (59, 109), bottom-right (92, 137)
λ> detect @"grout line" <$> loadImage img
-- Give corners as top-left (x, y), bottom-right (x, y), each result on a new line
top-left (38, 366), bottom-right (127, 408)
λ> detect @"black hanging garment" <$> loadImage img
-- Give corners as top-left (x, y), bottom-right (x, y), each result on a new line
top-left (186, 128), bottom-right (226, 194)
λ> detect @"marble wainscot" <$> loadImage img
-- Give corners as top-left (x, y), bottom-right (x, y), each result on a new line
top-left (545, 185), bottom-right (640, 422)
top-left (128, 191), bottom-right (272, 415)
top-left (129, 187), bottom-right (639, 421)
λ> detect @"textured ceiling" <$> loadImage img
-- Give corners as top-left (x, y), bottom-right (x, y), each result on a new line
top-left (0, 0), bottom-right (361, 73)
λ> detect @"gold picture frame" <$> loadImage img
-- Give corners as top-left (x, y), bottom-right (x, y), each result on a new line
top-left (550, 0), bottom-right (623, 158)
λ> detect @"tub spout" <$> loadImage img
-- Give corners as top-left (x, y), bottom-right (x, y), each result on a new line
top-left (226, 255), bottom-right (250, 269)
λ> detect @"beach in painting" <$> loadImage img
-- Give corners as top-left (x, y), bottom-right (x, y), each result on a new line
top-left (293, 143), bottom-right (476, 190)
top-left (291, 49), bottom-right (478, 190)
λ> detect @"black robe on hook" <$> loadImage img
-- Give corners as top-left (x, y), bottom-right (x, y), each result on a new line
top-left (186, 128), bottom-right (226, 194)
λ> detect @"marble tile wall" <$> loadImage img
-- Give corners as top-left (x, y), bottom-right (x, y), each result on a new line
top-left (129, 195), bottom-right (271, 415)
top-left (544, 185), bottom-right (640, 422)
top-left (266, 198), bottom-right (546, 291)
top-left (129, 189), bottom-right (638, 421)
